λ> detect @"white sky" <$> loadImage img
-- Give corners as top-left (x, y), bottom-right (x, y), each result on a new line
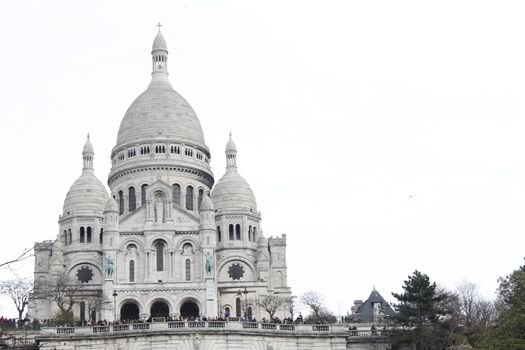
top-left (1, 0), bottom-right (525, 318)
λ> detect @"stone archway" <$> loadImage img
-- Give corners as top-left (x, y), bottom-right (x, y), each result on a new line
top-left (150, 300), bottom-right (170, 319)
top-left (180, 300), bottom-right (200, 319)
top-left (120, 302), bottom-right (140, 321)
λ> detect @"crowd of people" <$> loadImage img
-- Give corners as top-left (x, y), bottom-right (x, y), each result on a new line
top-left (0, 316), bottom-right (41, 330)
top-left (24, 313), bottom-right (309, 328)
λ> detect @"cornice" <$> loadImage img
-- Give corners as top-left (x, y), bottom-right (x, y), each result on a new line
top-left (108, 164), bottom-right (214, 188)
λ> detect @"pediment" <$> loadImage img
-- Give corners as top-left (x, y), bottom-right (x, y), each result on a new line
top-left (146, 179), bottom-right (173, 200)
top-left (119, 203), bottom-right (200, 231)
top-left (119, 206), bottom-right (147, 230)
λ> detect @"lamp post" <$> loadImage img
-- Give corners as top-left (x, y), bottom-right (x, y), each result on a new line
top-left (236, 290), bottom-right (242, 318)
top-left (241, 287), bottom-right (249, 318)
top-left (112, 291), bottom-right (118, 322)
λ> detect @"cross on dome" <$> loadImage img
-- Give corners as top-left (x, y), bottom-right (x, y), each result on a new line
top-left (157, 22), bottom-right (162, 32)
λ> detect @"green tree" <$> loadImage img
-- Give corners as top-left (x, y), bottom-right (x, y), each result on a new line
top-left (476, 261), bottom-right (525, 349)
top-left (390, 270), bottom-right (458, 350)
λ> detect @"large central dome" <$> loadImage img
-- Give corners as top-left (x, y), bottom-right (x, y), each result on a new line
top-left (108, 29), bottom-right (213, 188)
top-left (112, 29), bottom-right (208, 153)
top-left (116, 83), bottom-right (205, 147)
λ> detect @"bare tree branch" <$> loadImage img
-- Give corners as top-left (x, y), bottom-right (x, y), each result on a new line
top-left (257, 295), bottom-right (285, 320)
top-left (0, 278), bottom-right (33, 320)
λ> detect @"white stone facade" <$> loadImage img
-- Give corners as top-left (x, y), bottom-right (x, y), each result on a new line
top-left (28, 29), bottom-right (291, 323)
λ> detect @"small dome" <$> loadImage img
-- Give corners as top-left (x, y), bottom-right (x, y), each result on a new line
top-left (104, 197), bottom-right (119, 213)
top-left (200, 193), bottom-right (214, 211)
top-left (212, 134), bottom-right (256, 211)
top-left (225, 133), bottom-right (237, 152)
top-left (83, 135), bottom-right (94, 154)
top-left (152, 31), bottom-right (167, 51)
top-left (63, 171), bottom-right (109, 215)
top-left (211, 171), bottom-right (257, 212)
top-left (63, 139), bottom-right (109, 215)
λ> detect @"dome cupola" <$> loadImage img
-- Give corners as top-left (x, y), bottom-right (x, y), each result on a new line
top-left (152, 23), bottom-right (168, 52)
top-left (211, 134), bottom-right (257, 212)
top-left (63, 135), bottom-right (109, 215)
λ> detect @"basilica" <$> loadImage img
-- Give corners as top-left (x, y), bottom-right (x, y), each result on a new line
top-left (28, 28), bottom-right (291, 323)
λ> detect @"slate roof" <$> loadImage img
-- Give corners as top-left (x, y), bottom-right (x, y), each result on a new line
top-left (350, 288), bottom-right (395, 323)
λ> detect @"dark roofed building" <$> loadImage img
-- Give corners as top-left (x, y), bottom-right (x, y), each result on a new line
top-left (347, 288), bottom-right (395, 323)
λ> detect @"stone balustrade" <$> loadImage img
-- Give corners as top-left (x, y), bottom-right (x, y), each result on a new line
top-left (39, 321), bottom-right (381, 337)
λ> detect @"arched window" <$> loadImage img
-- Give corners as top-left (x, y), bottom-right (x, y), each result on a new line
top-left (185, 259), bottom-right (191, 281)
top-left (86, 227), bottom-right (92, 243)
top-left (235, 298), bottom-right (241, 317)
top-left (229, 224), bottom-right (234, 240)
top-left (118, 190), bottom-right (124, 215)
top-left (129, 260), bottom-right (135, 282)
top-left (99, 228), bottom-right (103, 244)
top-left (68, 229), bottom-right (72, 245)
top-left (80, 227), bottom-right (85, 243)
top-left (141, 184), bottom-right (148, 207)
top-left (217, 226), bottom-right (221, 242)
top-left (155, 241), bottom-right (165, 271)
top-left (128, 187), bottom-right (136, 211)
top-left (248, 226), bottom-right (252, 242)
top-left (63, 230), bottom-right (67, 245)
top-left (253, 227), bottom-right (257, 242)
top-left (198, 189), bottom-right (203, 210)
top-left (172, 184), bottom-right (181, 207)
top-left (235, 224), bottom-right (241, 240)
top-left (182, 243), bottom-right (194, 255)
top-left (186, 186), bottom-right (194, 211)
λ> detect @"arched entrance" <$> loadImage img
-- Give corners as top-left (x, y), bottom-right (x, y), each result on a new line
top-left (120, 302), bottom-right (140, 321)
top-left (180, 300), bottom-right (200, 319)
top-left (150, 300), bottom-right (170, 319)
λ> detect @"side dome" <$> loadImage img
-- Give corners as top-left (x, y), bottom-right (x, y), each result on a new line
top-left (211, 134), bottom-right (257, 212)
top-left (63, 137), bottom-right (109, 215)
top-left (212, 172), bottom-right (257, 212)
top-left (63, 173), bottom-right (109, 214)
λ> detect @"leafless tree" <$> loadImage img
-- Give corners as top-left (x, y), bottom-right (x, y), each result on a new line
top-left (42, 278), bottom-right (81, 314)
top-left (257, 295), bottom-right (285, 320)
top-left (0, 278), bottom-right (33, 320)
top-left (85, 292), bottom-right (108, 323)
top-left (300, 291), bottom-right (325, 319)
top-left (284, 296), bottom-right (296, 319)
top-left (455, 281), bottom-right (497, 331)
top-left (456, 281), bottom-right (478, 327)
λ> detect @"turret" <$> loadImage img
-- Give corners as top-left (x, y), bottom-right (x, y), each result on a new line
top-left (150, 23), bottom-right (169, 85)
top-left (199, 192), bottom-right (215, 230)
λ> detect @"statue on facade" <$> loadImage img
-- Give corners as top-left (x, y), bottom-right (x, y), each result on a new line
top-left (205, 252), bottom-right (213, 275)
top-left (106, 256), bottom-right (114, 278)
top-left (154, 199), bottom-right (164, 223)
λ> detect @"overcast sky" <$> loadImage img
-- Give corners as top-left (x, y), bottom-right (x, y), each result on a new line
top-left (1, 1), bottom-right (525, 318)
